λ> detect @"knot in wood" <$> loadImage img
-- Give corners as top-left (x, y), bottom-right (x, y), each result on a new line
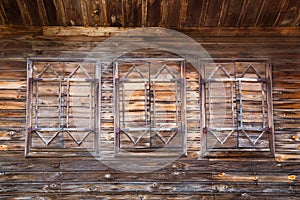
top-left (292, 135), bottom-right (299, 141)
top-left (288, 175), bottom-right (296, 181)
top-left (88, 186), bottom-right (97, 191)
top-left (253, 176), bottom-right (259, 181)
top-left (8, 131), bottom-right (16, 137)
top-left (50, 162), bottom-right (60, 168)
top-left (104, 173), bottom-right (113, 180)
top-left (49, 183), bottom-right (57, 189)
top-left (152, 182), bottom-right (158, 188)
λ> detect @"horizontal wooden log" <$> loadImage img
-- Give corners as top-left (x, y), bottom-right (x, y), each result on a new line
top-left (42, 26), bottom-right (300, 37)
top-left (1, 193), bottom-right (300, 200)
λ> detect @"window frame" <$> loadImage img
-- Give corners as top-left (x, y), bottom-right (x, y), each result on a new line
top-left (113, 58), bottom-right (187, 155)
top-left (200, 58), bottom-right (275, 157)
top-left (25, 58), bottom-right (100, 157)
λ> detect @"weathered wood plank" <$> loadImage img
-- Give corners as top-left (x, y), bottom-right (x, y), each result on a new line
top-left (179, 0), bottom-right (187, 28)
top-left (1, 0), bottom-right (23, 25)
top-left (223, 0), bottom-right (244, 27)
top-left (42, 0), bottom-right (57, 26)
top-left (62, 0), bottom-right (83, 26)
top-left (184, 0), bottom-right (202, 27)
top-left (42, 26), bottom-right (300, 37)
top-left (16, 0), bottom-right (32, 26)
top-left (273, 0), bottom-right (288, 26)
top-left (105, 0), bottom-right (123, 27)
top-left (0, 26), bottom-right (300, 198)
top-left (79, 0), bottom-right (88, 26)
top-left (0, 0), bottom-right (8, 25)
top-left (84, 0), bottom-right (102, 27)
top-left (36, 0), bottom-right (49, 26)
top-left (240, 0), bottom-right (264, 26)
top-left (141, 0), bottom-right (146, 27)
top-left (1, 193), bottom-right (300, 200)
top-left (146, 0), bottom-right (160, 26)
top-left (258, 0), bottom-right (282, 26)
top-left (236, 0), bottom-right (250, 27)
top-left (277, 0), bottom-right (300, 26)
top-left (203, 0), bottom-right (223, 26)
top-left (100, 0), bottom-right (108, 26)
top-left (53, 0), bottom-right (67, 26)
top-left (254, 0), bottom-right (267, 26)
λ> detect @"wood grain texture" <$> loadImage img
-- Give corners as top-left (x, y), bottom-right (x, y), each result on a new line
top-left (0, 28), bottom-right (300, 198)
top-left (0, 0), bottom-right (298, 28)
top-left (0, 0), bottom-right (23, 25)
top-left (16, 0), bottom-right (32, 25)
top-left (41, 26), bottom-right (300, 37)
top-left (0, 1), bottom-right (8, 25)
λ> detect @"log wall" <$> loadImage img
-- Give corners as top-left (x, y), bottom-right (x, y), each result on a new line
top-left (0, 27), bottom-right (300, 199)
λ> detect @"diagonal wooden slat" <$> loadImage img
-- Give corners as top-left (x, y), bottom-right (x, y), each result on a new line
top-left (241, 130), bottom-right (266, 146)
top-left (273, 0), bottom-right (288, 26)
top-left (37, 64), bottom-right (60, 78)
top-left (236, 0), bottom-right (251, 27)
top-left (208, 65), bottom-right (231, 79)
top-left (254, 0), bottom-right (268, 26)
top-left (68, 64), bottom-right (92, 79)
top-left (123, 65), bottom-right (146, 80)
top-left (35, 131), bottom-right (60, 146)
top-left (218, 0), bottom-right (229, 27)
top-left (153, 64), bottom-right (176, 79)
top-left (66, 131), bottom-right (92, 146)
top-left (239, 64), bottom-right (262, 79)
top-left (199, 0), bottom-right (209, 26)
top-left (294, 11), bottom-right (300, 26)
top-left (36, 0), bottom-right (49, 26)
top-left (16, 0), bottom-right (32, 25)
top-left (154, 130), bottom-right (179, 145)
top-left (53, 0), bottom-right (67, 26)
top-left (0, 0), bottom-right (8, 24)
top-left (210, 130), bottom-right (235, 145)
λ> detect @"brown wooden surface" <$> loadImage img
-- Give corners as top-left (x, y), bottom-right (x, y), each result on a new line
top-left (0, 0), bottom-right (299, 28)
top-left (0, 27), bottom-right (300, 198)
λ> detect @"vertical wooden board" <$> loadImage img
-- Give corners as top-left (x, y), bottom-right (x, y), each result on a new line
top-left (223, 0), bottom-right (244, 27)
top-left (277, 0), bottom-right (300, 26)
top-left (166, 0), bottom-right (181, 27)
top-left (36, 0), bottom-right (49, 25)
top-left (125, 0), bottom-right (142, 27)
top-left (1, 0), bottom-right (23, 25)
top-left (79, 0), bottom-right (89, 26)
top-left (203, 0), bottom-right (223, 26)
top-left (106, 0), bottom-right (123, 27)
top-left (259, 0), bottom-right (284, 26)
top-left (53, 0), bottom-right (67, 26)
top-left (43, 0), bottom-right (57, 25)
top-left (63, 0), bottom-right (83, 26)
top-left (16, 0), bottom-right (32, 25)
top-left (184, 0), bottom-right (203, 27)
top-left (21, 0), bottom-right (41, 25)
top-left (85, 0), bottom-right (103, 26)
top-left (147, 0), bottom-right (160, 26)
top-left (240, 0), bottom-right (264, 26)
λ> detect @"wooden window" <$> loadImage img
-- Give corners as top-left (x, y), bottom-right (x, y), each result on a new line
top-left (25, 59), bottom-right (99, 157)
top-left (200, 59), bottom-right (274, 157)
top-left (114, 59), bottom-right (186, 155)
